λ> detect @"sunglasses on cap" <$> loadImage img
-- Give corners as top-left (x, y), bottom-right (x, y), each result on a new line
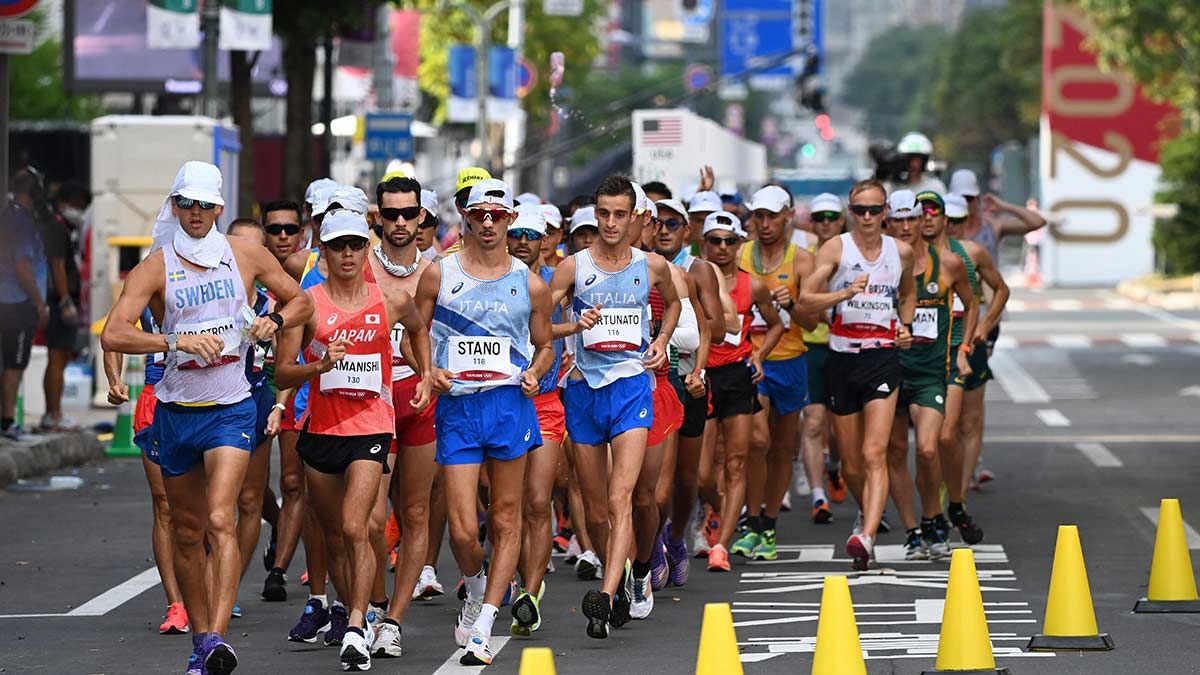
top-left (657, 217), bottom-right (686, 231)
top-left (465, 207), bottom-right (513, 225)
top-left (705, 235), bottom-right (739, 247)
top-left (921, 203), bottom-right (943, 216)
top-left (174, 195), bottom-right (217, 210)
top-left (324, 236), bottom-right (369, 252)
top-left (811, 211), bottom-right (841, 223)
top-left (418, 217), bottom-right (439, 230)
top-left (380, 206), bottom-right (423, 222)
top-left (265, 223), bottom-right (300, 236)
top-left (849, 203), bottom-right (885, 216)
top-left (948, 216), bottom-right (967, 225)
top-left (507, 228), bottom-right (544, 241)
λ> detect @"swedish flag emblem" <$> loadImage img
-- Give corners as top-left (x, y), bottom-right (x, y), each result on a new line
top-left (168, 270), bottom-right (187, 282)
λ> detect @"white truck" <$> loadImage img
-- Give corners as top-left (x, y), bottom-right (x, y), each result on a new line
top-left (631, 108), bottom-right (767, 193)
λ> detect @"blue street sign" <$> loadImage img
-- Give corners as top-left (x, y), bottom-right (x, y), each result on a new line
top-left (365, 112), bottom-right (414, 161)
top-left (684, 63), bottom-right (713, 93)
top-left (720, 0), bottom-right (793, 79)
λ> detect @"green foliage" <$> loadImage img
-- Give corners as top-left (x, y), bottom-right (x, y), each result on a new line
top-left (413, 0), bottom-right (606, 127)
top-left (7, 13), bottom-right (104, 122)
top-left (841, 25), bottom-right (945, 142)
top-left (1153, 130), bottom-right (1200, 274)
top-left (563, 63), bottom-right (686, 165)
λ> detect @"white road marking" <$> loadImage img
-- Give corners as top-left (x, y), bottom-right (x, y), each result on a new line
top-left (987, 433), bottom-right (1200, 443)
top-left (993, 335), bottom-right (1019, 351)
top-left (1074, 442), bottom-right (1123, 468)
top-left (1140, 507), bottom-right (1200, 550)
top-left (1122, 353), bottom-right (1157, 365)
top-left (739, 653), bottom-right (784, 663)
top-left (1048, 299), bottom-right (1084, 311)
top-left (1136, 306), bottom-right (1200, 331)
top-left (732, 599), bottom-right (1035, 628)
top-left (1046, 333), bottom-right (1091, 349)
top-left (740, 632), bottom-right (1053, 659)
top-left (1121, 333), bottom-right (1168, 348)
top-left (989, 351), bottom-right (1051, 403)
top-left (1036, 409), bottom-right (1071, 427)
top-left (1006, 299), bottom-right (1027, 312)
top-left (432, 637), bottom-right (510, 674)
top-left (1180, 385), bottom-right (1200, 397)
top-left (68, 567), bottom-right (162, 616)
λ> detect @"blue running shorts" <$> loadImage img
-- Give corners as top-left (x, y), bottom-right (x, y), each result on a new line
top-left (149, 397), bottom-right (256, 477)
top-left (251, 385), bottom-right (276, 449)
top-left (436, 385), bottom-right (541, 465)
top-left (756, 355), bottom-right (811, 416)
top-left (562, 371), bottom-right (654, 446)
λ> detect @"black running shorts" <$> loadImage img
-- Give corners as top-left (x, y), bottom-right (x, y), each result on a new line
top-left (0, 301), bottom-right (37, 370)
top-left (297, 430), bottom-right (393, 475)
top-left (706, 361), bottom-right (756, 420)
top-left (826, 348), bottom-right (901, 416)
top-left (672, 372), bottom-right (709, 438)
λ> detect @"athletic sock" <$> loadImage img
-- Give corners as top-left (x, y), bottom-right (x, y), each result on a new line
top-left (748, 515), bottom-right (764, 533)
top-left (309, 594), bottom-right (328, 609)
top-left (332, 600), bottom-right (345, 611)
top-left (270, 566), bottom-right (285, 576)
top-left (631, 559), bottom-right (651, 579)
top-left (465, 568), bottom-right (487, 601)
top-left (812, 487), bottom-right (828, 505)
top-left (473, 603), bottom-right (499, 636)
top-left (948, 502), bottom-right (966, 519)
top-left (762, 516), bottom-right (777, 531)
top-left (347, 626), bottom-right (364, 638)
top-left (370, 598), bottom-right (389, 613)
top-left (382, 618), bottom-right (400, 628)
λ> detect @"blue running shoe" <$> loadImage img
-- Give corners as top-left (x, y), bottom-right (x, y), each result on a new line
top-left (649, 531), bottom-right (669, 591)
top-left (664, 522), bottom-right (689, 587)
top-left (230, 603), bottom-right (242, 619)
top-left (202, 636), bottom-right (238, 675)
top-left (324, 604), bottom-right (349, 646)
top-left (287, 599), bottom-right (331, 643)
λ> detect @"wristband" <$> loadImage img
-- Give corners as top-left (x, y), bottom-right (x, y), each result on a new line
top-left (267, 312), bottom-right (285, 330)
top-left (271, 402), bottom-right (287, 412)
top-left (903, 323), bottom-right (913, 334)
top-left (959, 343), bottom-right (973, 354)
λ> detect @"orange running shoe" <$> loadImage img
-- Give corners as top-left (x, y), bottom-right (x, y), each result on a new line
top-left (703, 509), bottom-right (721, 549)
top-left (388, 547), bottom-right (399, 572)
top-left (159, 602), bottom-right (189, 634)
top-left (707, 544), bottom-right (731, 572)
top-left (827, 469), bottom-right (847, 504)
top-left (385, 511), bottom-right (402, 551)
top-left (811, 500), bottom-right (833, 524)
top-left (300, 571), bottom-right (310, 586)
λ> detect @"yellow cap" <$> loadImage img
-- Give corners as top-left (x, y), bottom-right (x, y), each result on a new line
top-left (379, 170), bottom-right (407, 184)
top-left (455, 166), bottom-right (492, 193)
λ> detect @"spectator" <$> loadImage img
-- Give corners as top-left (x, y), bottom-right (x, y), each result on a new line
top-left (39, 180), bottom-right (88, 431)
top-left (0, 170), bottom-right (49, 440)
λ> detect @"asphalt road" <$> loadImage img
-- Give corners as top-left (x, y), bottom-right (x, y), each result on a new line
top-left (3, 286), bottom-right (1200, 674)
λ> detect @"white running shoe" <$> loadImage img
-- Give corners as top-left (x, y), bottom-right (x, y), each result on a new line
top-left (459, 628), bottom-right (493, 665)
top-left (563, 534), bottom-right (583, 564)
top-left (630, 570), bottom-right (654, 620)
top-left (792, 460), bottom-right (811, 496)
top-left (781, 491), bottom-right (793, 512)
top-left (413, 565), bottom-right (444, 601)
top-left (846, 533), bottom-right (874, 572)
top-left (370, 621), bottom-right (402, 658)
top-left (454, 598), bottom-right (483, 648)
top-left (853, 511), bottom-right (864, 536)
top-left (339, 629), bottom-right (372, 671)
top-left (575, 550), bottom-right (603, 581)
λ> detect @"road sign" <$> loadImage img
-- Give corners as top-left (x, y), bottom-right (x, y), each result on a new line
top-left (720, 0), bottom-right (793, 80)
top-left (543, 0), bottom-right (582, 17)
top-left (364, 112), bottom-right (414, 161)
top-left (0, 17), bottom-right (33, 54)
top-left (0, 0), bottom-right (38, 18)
top-left (683, 63), bottom-right (713, 93)
top-left (517, 57), bottom-right (537, 98)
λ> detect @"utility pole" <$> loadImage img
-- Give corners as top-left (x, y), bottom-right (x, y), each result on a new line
top-left (201, 0), bottom-right (220, 118)
top-left (503, 0), bottom-right (526, 187)
top-left (0, 54), bottom-right (9, 211)
top-left (321, 32), bottom-right (334, 178)
top-left (373, 4), bottom-right (395, 179)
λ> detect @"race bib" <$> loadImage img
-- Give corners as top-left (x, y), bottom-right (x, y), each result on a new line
top-left (839, 294), bottom-right (895, 329)
top-left (251, 342), bottom-right (270, 372)
top-left (390, 323), bottom-right (415, 381)
top-left (722, 329), bottom-right (743, 346)
top-left (749, 307), bottom-right (767, 334)
top-left (952, 294), bottom-right (965, 317)
top-left (319, 353), bottom-right (383, 398)
top-left (449, 336), bottom-right (512, 381)
top-left (582, 308), bottom-right (642, 351)
top-left (913, 307), bottom-right (939, 342)
top-left (176, 317), bottom-right (241, 369)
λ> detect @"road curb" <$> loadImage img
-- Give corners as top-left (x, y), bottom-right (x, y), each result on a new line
top-left (1116, 277), bottom-right (1200, 309)
top-left (0, 432), bottom-right (106, 488)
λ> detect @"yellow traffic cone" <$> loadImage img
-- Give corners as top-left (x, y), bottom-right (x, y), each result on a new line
top-left (1133, 498), bottom-right (1200, 612)
top-left (519, 646), bottom-right (556, 675)
top-left (695, 602), bottom-right (744, 675)
top-left (812, 576), bottom-right (866, 675)
top-left (1028, 525), bottom-right (1114, 650)
top-left (921, 548), bottom-right (1010, 674)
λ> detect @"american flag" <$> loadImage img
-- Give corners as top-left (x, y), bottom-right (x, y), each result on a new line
top-left (642, 118), bottom-right (682, 146)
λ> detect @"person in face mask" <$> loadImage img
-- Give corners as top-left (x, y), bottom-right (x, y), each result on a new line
top-left (102, 161), bottom-right (314, 675)
top-left (39, 180), bottom-right (88, 431)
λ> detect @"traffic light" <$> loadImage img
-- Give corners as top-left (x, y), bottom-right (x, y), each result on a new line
top-left (801, 143), bottom-right (817, 159)
top-left (798, 0), bottom-right (812, 39)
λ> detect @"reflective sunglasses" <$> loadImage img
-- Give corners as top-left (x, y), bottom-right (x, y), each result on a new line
top-left (849, 203), bottom-right (885, 216)
top-left (174, 195), bottom-right (217, 210)
top-left (811, 211), bottom-right (841, 223)
top-left (705, 235), bottom-right (739, 247)
top-left (921, 203), bottom-right (943, 216)
top-left (507, 228), bottom-right (544, 241)
top-left (265, 223), bottom-right (301, 236)
top-left (658, 217), bottom-right (686, 231)
top-left (323, 237), bottom-right (369, 252)
top-left (380, 206), bottom-right (423, 222)
top-left (465, 208), bottom-right (513, 225)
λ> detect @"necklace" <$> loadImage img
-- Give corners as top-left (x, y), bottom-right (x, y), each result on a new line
top-left (373, 244), bottom-right (419, 277)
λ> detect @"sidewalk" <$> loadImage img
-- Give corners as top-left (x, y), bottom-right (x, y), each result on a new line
top-left (1117, 274), bottom-right (1200, 309)
top-left (0, 427), bottom-right (106, 488)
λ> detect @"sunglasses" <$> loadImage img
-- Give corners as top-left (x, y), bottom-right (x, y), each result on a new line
top-left (324, 237), bottom-right (369, 252)
top-left (418, 217), bottom-right (439, 230)
top-left (811, 211), bottom-right (841, 223)
top-left (465, 208), bottom-right (513, 225)
top-left (658, 217), bottom-right (686, 231)
top-left (921, 203), bottom-right (943, 216)
top-left (265, 223), bottom-right (301, 236)
top-left (948, 216), bottom-right (967, 225)
top-left (849, 203), bottom-right (885, 216)
top-left (705, 235), bottom-right (739, 247)
top-left (174, 195), bottom-right (217, 210)
top-left (380, 206), bottom-right (423, 222)
top-left (507, 228), bottom-right (544, 241)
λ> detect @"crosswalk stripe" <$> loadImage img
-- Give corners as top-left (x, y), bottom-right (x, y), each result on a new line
top-left (1121, 333), bottom-right (1168, 348)
top-left (1036, 409), bottom-right (1071, 427)
top-left (1074, 442), bottom-right (1123, 467)
top-left (1048, 299), bottom-right (1084, 311)
top-left (1140, 507), bottom-right (1200, 550)
top-left (432, 637), bottom-right (510, 674)
top-left (989, 351), bottom-right (1051, 403)
top-left (1046, 334), bottom-right (1091, 349)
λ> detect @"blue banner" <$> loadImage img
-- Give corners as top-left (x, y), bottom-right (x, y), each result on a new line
top-left (720, 0), bottom-right (794, 79)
